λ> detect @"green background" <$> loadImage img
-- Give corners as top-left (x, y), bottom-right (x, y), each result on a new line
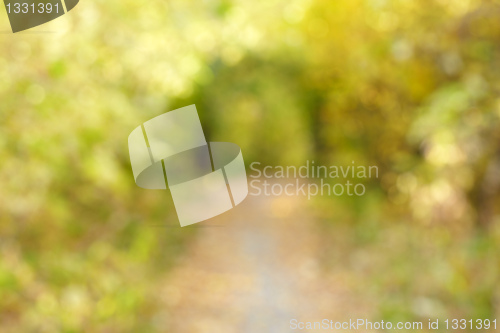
top-left (0, 0), bottom-right (499, 331)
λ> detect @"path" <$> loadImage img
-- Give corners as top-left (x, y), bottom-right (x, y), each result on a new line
top-left (159, 189), bottom-right (374, 332)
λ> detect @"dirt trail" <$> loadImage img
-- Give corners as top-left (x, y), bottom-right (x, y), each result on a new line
top-left (159, 192), bottom-right (374, 333)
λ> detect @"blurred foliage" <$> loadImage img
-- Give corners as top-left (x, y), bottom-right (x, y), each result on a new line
top-left (1, 0), bottom-right (500, 331)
